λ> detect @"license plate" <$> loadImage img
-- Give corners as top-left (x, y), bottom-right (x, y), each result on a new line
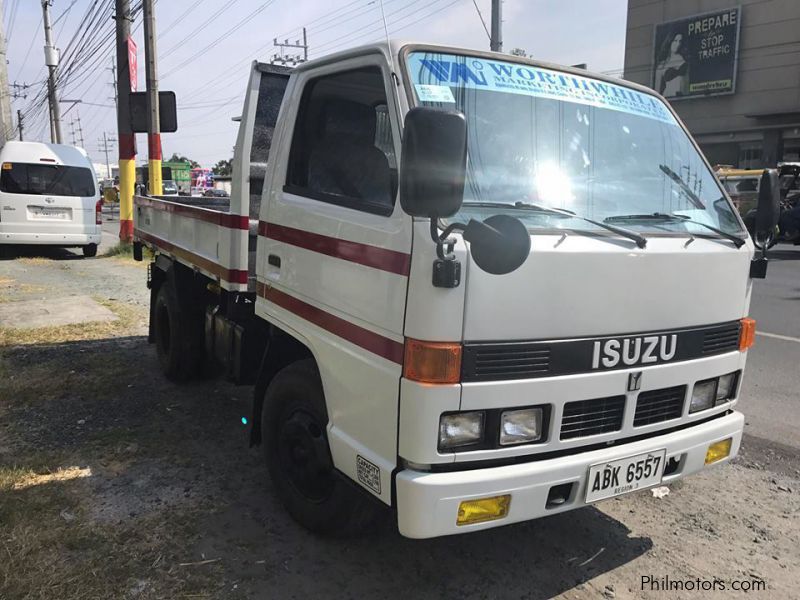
top-left (585, 449), bottom-right (666, 503)
top-left (29, 206), bottom-right (70, 219)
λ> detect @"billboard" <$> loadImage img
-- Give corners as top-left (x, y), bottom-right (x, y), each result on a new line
top-left (652, 7), bottom-right (741, 99)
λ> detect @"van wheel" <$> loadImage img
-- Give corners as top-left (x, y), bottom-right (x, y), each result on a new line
top-left (82, 244), bottom-right (98, 258)
top-left (153, 280), bottom-right (201, 381)
top-left (262, 359), bottom-right (383, 536)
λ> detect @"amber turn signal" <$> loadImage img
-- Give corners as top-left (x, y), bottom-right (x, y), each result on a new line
top-left (739, 317), bottom-right (756, 351)
top-left (403, 338), bottom-right (462, 384)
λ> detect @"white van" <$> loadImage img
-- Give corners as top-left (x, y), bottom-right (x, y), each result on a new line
top-left (0, 141), bottom-right (102, 257)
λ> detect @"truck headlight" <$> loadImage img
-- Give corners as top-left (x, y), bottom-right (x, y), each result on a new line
top-left (715, 372), bottom-right (738, 403)
top-left (690, 379), bottom-right (717, 413)
top-left (500, 408), bottom-right (543, 445)
top-left (439, 411), bottom-right (484, 450)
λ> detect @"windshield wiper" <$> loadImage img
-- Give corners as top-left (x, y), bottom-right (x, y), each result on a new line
top-left (461, 201), bottom-right (647, 248)
top-left (658, 165), bottom-right (705, 209)
top-left (604, 212), bottom-right (746, 248)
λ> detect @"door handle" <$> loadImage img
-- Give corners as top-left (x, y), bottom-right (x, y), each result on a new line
top-left (268, 254), bottom-right (281, 268)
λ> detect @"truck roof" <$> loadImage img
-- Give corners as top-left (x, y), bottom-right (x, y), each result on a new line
top-left (293, 40), bottom-right (665, 101)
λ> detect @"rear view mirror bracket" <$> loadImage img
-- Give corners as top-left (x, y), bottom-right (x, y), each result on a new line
top-left (430, 218), bottom-right (463, 288)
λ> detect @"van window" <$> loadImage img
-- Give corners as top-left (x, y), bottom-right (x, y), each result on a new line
top-left (285, 67), bottom-right (397, 216)
top-left (1, 163), bottom-right (95, 197)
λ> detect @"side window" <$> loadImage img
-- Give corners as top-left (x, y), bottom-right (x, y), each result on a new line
top-left (286, 67), bottom-right (397, 216)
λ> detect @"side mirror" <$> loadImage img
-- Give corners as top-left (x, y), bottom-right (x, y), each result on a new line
top-left (755, 169), bottom-right (780, 243)
top-left (463, 214), bottom-right (531, 275)
top-left (399, 107), bottom-right (467, 218)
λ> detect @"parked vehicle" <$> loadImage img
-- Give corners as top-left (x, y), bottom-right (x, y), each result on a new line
top-left (133, 43), bottom-right (779, 539)
top-left (162, 180), bottom-right (179, 196)
top-left (202, 188), bottom-right (229, 198)
top-left (716, 168), bottom-right (760, 216)
top-left (1, 141), bottom-right (102, 257)
top-left (741, 164), bottom-right (800, 246)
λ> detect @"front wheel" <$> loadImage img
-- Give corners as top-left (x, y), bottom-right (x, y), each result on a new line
top-left (262, 359), bottom-right (384, 536)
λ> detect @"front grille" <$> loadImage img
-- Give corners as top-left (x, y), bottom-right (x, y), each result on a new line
top-left (633, 385), bottom-right (686, 427)
top-left (702, 323), bottom-right (740, 355)
top-left (461, 344), bottom-right (551, 381)
top-left (560, 395), bottom-right (625, 440)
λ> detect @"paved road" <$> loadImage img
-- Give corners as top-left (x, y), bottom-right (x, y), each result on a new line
top-left (741, 244), bottom-right (800, 450)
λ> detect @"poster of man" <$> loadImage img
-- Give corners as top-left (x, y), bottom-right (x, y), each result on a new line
top-left (652, 7), bottom-right (741, 99)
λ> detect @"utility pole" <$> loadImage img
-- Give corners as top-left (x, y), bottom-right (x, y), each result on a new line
top-left (490, 0), bottom-right (502, 52)
top-left (272, 28), bottom-right (308, 64)
top-left (143, 0), bottom-right (162, 196)
top-left (17, 110), bottom-right (23, 141)
top-left (42, 0), bottom-right (63, 144)
top-left (110, 58), bottom-right (118, 110)
top-left (115, 0), bottom-right (137, 241)
top-left (0, 0), bottom-right (15, 146)
top-left (98, 132), bottom-right (116, 179)
top-left (69, 117), bottom-right (77, 145)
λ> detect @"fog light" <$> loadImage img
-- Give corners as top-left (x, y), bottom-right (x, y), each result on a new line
top-left (690, 379), bottom-right (717, 413)
top-left (500, 407), bottom-right (543, 445)
top-left (456, 494), bottom-right (511, 525)
top-left (716, 372), bottom-right (737, 403)
top-left (439, 411), bottom-right (484, 450)
top-left (705, 438), bottom-right (732, 465)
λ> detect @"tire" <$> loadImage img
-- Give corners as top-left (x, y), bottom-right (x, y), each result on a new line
top-left (153, 279), bottom-right (202, 381)
top-left (82, 244), bottom-right (98, 258)
top-left (262, 359), bottom-right (383, 536)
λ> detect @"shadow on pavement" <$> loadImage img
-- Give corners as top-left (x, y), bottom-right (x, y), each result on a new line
top-left (1, 336), bottom-right (651, 599)
top-left (0, 244), bottom-right (85, 261)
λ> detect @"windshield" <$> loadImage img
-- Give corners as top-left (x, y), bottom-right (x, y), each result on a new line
top-left (405, 51), bottom-right (743, 236)
top-left (1, 162), bottom-right (96, 197)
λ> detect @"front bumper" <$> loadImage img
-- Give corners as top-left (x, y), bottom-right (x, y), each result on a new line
top-left (395, 410), bottom-right (743, 539)
top-left (0, 231), bottom-right (101, 245)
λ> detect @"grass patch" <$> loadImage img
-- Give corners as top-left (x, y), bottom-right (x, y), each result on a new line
top-left (104, 242), bottom-right (133, 258)
top-left (0, 298), bottom-right (145, 346)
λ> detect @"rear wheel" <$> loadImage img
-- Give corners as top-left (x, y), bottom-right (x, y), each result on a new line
top-left (262, 359), bottom-right (383, 536)
top-left (82, 244), bottom-right (98, 258)
top-left (153, 279), bottom-right (202, 381)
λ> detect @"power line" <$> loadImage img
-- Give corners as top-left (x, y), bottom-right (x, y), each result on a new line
top-left (471, 0), bottom-right (490, 41)
top-left (162, 0), bottom-right (277, 77)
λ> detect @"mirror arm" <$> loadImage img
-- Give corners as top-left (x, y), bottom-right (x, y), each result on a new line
top-left (429, 218), bottom-right (464, 260)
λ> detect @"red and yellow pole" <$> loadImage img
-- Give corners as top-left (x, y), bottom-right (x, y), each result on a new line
top-left (118, 133), bottom-right (136, 241)
top-left (147, 133), bottom-right (162, 196)
top-left (115, 0), bottom-right (136, 243)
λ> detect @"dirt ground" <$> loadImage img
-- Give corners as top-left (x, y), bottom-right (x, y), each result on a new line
top-left (1, 245), bottom-right (798, 600)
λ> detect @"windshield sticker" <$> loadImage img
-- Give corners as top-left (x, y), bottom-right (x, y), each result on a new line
top-left (408, 52), bottom-right (677, 125)
top-left (414, 84), bottom-right (456, 103)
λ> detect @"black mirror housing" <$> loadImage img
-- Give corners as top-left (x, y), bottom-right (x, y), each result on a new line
top-left (755, 169), bottom-right (780, 239)
top-left (399, 107), bottom-right (467, 218)
top-left (463, 214), bottom-right (531, 275)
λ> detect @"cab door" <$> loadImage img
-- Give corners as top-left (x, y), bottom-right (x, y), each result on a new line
top-left (256, 54), bottom-right (410, 504)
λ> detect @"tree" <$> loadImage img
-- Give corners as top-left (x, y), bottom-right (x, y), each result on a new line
top-left (168, 153), bottom-right (200, 168)
top-left (213, 159), bottom-right (233, 177)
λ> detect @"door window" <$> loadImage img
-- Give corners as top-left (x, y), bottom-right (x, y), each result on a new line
top-left (286, 67), bottom-right (397, 215)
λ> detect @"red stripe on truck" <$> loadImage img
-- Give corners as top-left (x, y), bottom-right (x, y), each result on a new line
top-left (257, 282), bottom-right (405, 365)
top-left (258, 221), bottom-right (411, 276)
top-left (136, 196), bottom-right (249, 229)
top-left (135, 229), bottom-right (249, 284)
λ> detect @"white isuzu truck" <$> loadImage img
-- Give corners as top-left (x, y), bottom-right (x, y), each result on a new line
top-left (133, 42), bottom-right (779, 539)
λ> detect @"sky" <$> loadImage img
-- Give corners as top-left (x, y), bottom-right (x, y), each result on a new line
top-left (4, 0), bottom-right (628, 173)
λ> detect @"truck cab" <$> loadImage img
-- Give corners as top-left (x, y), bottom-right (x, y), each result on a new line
top-left (134, 42), bottom-right (777, 539)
